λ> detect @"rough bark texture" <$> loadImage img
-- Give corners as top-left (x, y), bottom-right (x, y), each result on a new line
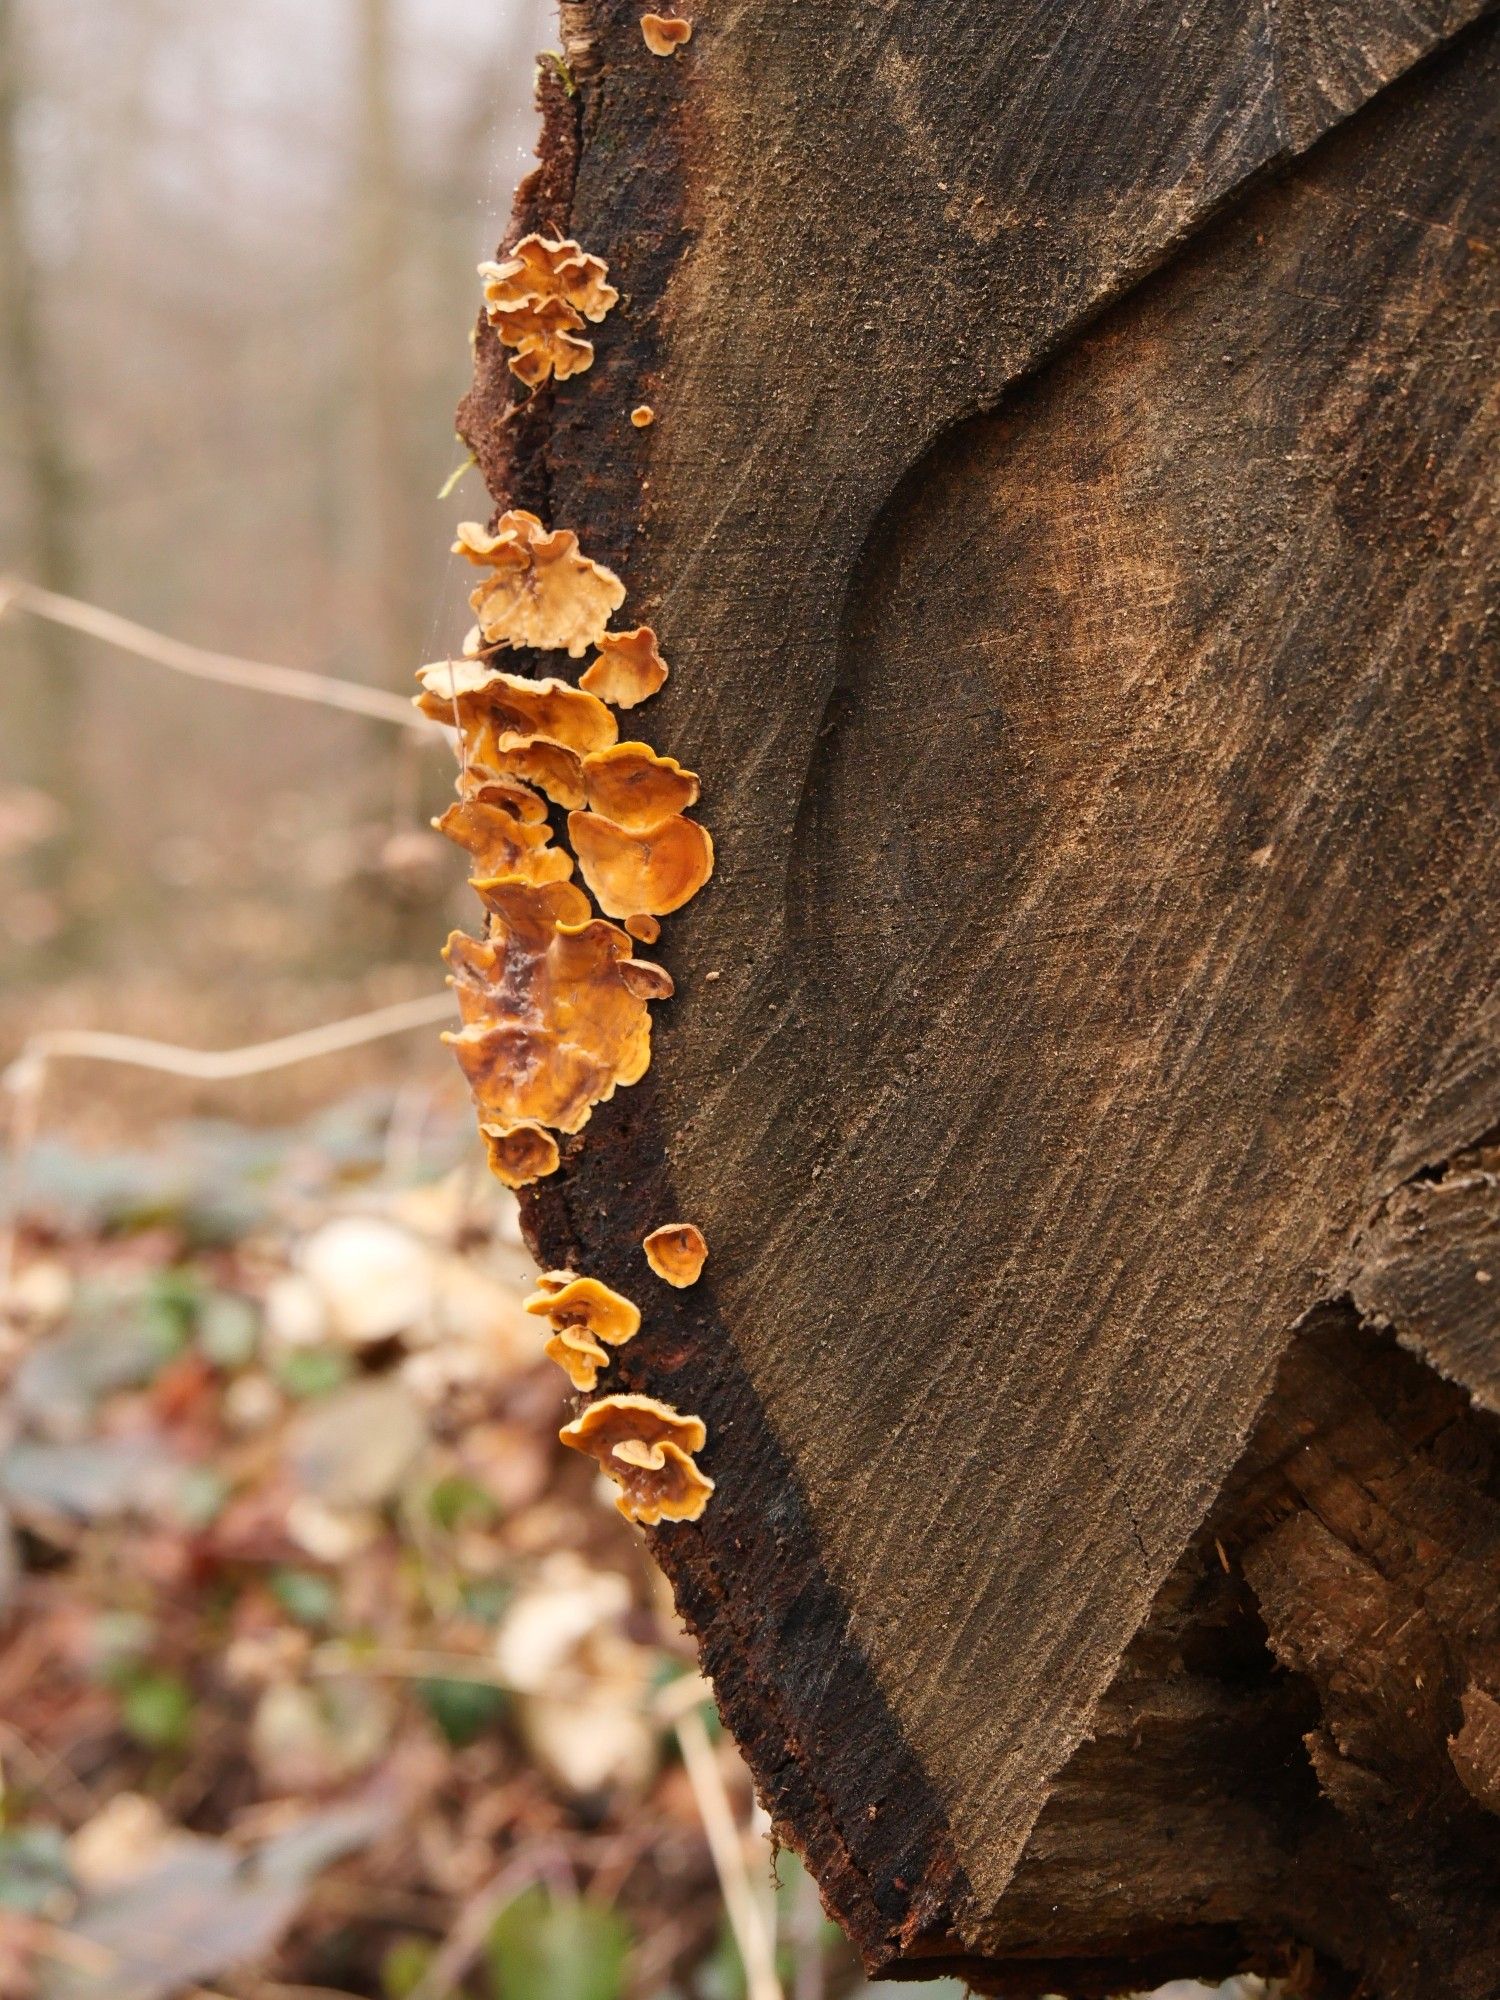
top-left (459, 5), bottom-right (1500, 1992)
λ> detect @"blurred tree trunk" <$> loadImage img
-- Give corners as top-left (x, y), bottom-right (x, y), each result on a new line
top-left (0, 0), bottom-right (83, 928)
top-left (351, 0), bottom-right (418, 700)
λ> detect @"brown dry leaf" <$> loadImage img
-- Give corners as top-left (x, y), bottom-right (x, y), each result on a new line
top-left (450, 513), bottom-right (625, 657)
top-left (568, 809), bottom-right (714, 918)
top-left (641, 13), bottom-right (693, 55)
top-left (560, 1393), bottom-right (714, 1525)
top-left (578, 626), bottom-right (669, 709)
top-left (443, 879), bottom-right (672, 1136)
top-left (582, 742), bottom-right (700, 830)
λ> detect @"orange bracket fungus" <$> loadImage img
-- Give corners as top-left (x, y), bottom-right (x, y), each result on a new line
top-left (443, 877), bottom-right (673, 1136)
top-left (560, 1394), bottom-right (713, 1525)
top-left (642, 1222), bottom-right (708, 1288)
top-left (578, 626), bottom-right (669, 709)
top-left (435, 793), bottom-right (575, 888)
top-left (641, 13), bottom-right (693, 56)
top-left (568, 809), bottom-right (715, 919)
top-left (525, 1274), bottom-right (642, 1391)
top-left (480, 1121), bottom-right (561, 1190)
top-left (478, 234), bottom-right (619, 387)
top-left (582, 742), bottom-right (701, 829)
top-left (452, 513), bottom-right (626, 657)
top-left (625, 913), bottom-right (661, 945)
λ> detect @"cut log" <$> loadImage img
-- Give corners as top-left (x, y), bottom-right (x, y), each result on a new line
top-left (458, 4), bottom-right (1500, 1991)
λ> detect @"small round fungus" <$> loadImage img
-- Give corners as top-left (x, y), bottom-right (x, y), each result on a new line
top-left (568, 809), bottom-right (714, 919)
top-left (631, 405), bottom-right (656, 428)
top-left (559, 1394), bottom-right (714, 1525)
top-left (641, 13), bottom-right (693, 56)
top-left (578, 627), bottom-right (669, 709)
top-left (478, 234), bottom-right (619, 387)
top-left (525, 1274), bottom-right (642, 1393)
top-left (451, 513), bottom-right (626, 658)
top-left (625, 913), bottom-right (661, 945)
top-left (435, 795), bottom-right (575, 888)
top-left (642, 1222), bottom-right (708, 1288)
top-left (479, 1121), bottom-right (561, 1188)
top-left (582, 742), bottom-right (700, 829)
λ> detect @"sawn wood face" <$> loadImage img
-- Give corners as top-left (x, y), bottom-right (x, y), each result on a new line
top-left (474, 1), bottom-right (1500, 1983)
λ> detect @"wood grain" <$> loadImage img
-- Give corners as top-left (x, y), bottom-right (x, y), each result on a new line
top-left (462, 2), bottom-right (1500, 1987)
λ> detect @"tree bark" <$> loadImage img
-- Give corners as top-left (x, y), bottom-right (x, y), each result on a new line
top-left (460, 6), bottom-right (1500, 1992)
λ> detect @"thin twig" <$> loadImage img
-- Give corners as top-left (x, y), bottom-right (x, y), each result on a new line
top-left (676, 1708), bottom-right (783, 2000)
top-left (0, 577), bottom-right (430, 732)
top-left (3, 992), bottom-right (455, 1092)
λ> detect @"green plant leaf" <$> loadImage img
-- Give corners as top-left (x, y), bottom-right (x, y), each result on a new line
top-left (486, 1885), bottom-right (630, 2000)
top-left (417, 1675), bottom-right (508, 1748)
top-left (120, 1667), bottom-right (194, 1751)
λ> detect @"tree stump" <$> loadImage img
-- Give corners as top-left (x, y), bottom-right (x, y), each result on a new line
top-left (459, 4), bottom-right (1500, 1991)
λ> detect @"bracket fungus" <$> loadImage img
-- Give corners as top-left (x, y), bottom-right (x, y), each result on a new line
top-left (642, 1223), bottom-right (708, 1288)
top-left (582, 743), bottom-right (701, 829)
top-left (452, 514), bottom-right (626, 658)
top-left (435, 794), bottom-right (575, 888)
top-left (568, 809), bottom-right (714, 920)
top-left (624, 913), bottom-right (661, 945)
top-left (641, 13), bottom-right (693, 55)
top-left (525, 1274), bottom-right (642, 1392)
top-left (578, 627), bottom-right (669, 709)
top-left (559, 1394), bottom-right (713, 1525)
top-left (480, 1121), bottom-right (561, 1189)
top-left (443, 879), bottom-right (673, 1136)
top-left (478, 234), bottom-right (619, 387)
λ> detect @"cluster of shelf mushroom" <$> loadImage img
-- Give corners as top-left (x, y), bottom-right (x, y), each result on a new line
top-left (417, 198), bottom-right (712, 1526)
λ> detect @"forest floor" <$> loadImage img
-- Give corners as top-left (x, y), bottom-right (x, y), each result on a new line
top-left (0, 1083), bottom-right (1272, 2000)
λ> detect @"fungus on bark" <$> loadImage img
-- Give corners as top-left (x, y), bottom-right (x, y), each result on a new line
top-left (642, 1222), bottom-right (708, 1288)
top-left (578, 626), bottom-right (669, 709)
top-left (442, 878), bottom-right (671, 1135)
top-left (479, 1121), bottom-right (561, 1189)
top-left (582, 742), bottom-right (701, 829)
top-left (435, 794), bottom-right (575, 887)
top-left (568, 810), bottom-right (714, 919)
top-left (525, 1274), bottom-right (643, 1391)
top-left (452, 513), bottom-right (626, 657)
top-left (416, 659), bottom-right (618, 757)
top-left (625, 913), bottom-right (661, 945)
top-left (478, 234), bottom-right (619, 387)
top-left (631, 405), bottom-right (656, 427)
top-left (641, 13), bottom-right (693, 56)
top-left (559, 1394), bottom-right (714, 1525)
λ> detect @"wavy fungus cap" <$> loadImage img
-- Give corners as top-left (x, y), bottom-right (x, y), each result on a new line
top-left (560, 1394), bottom-right (713, 1525)
top-left (435, 797), bottom-right (574, 888)
top-left (524, 1275), bottom-right (642, 1389)
top-left (568, 810), bottom-right (714, 919)
top-left (442, 884), bottom-right (672, 1134)
top-left (452, 513), bottom-right (625, 657)
top-left (479, 234), bottom-right (619, 324)
top-left (578, 626), bottom-right (669, 709)
top-left (416, 658), bottom-right (619, 755)
top-left (641, 14), bottom-right (693, 55)
top-left (479, 236), bottom-right (619, 388)
top-left (642, 1223), bottom-right (708, 1288)
top-left (582, 743), bottom-right (700, 830)
top-left (479, 1121), bottom-right (561, 1189)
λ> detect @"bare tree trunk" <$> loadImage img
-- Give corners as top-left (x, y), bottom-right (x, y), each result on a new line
top-left (350, 0), bottom-right (417, 699)
top-left (0, 0), bottom-right (83, 925)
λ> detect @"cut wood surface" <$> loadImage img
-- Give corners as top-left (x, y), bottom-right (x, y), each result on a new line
top-left (460, 4), bottom-right (1500, 1991)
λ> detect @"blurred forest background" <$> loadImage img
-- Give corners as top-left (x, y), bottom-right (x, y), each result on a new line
top-left (0, 0), bottom-right (547, 1128)
top-left (0, 3), bottom-right (1273, 1997)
